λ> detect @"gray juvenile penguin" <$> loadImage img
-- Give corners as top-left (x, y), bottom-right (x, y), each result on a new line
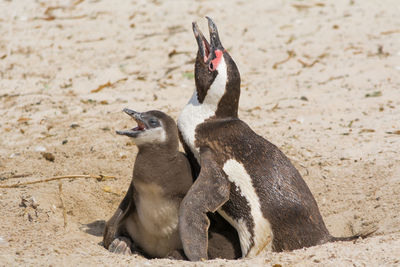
top-left (103, 108), bottom-right (241, 259)
top-left (177, 18), bottom-right (372, 261)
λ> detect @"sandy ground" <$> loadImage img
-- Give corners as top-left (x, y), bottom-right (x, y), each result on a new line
top-left (0, 0), bottom-right (399, 266)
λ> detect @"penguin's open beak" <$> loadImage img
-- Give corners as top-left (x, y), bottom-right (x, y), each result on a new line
top-left (193, 21), bottom-right (210, 63)
top-left (116, 108), bottom-right (147, 138)
top-left (206, 16), bottom-right (223, 51)
top-left (193, 17), bottom-right (223, 63)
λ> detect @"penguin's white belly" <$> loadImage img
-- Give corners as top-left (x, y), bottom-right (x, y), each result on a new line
top-left (125, 182), bottom-right (181, 257)
top-left (220, 159), bottom-right (273, 257)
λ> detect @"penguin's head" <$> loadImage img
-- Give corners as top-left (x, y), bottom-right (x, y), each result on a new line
top-left (116, 108), bottom-right (178, 149)
top-left (192, 17), bottom-right (240, 117)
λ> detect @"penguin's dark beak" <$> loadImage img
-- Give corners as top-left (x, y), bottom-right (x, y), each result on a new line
top-left (122, 108), bottom-right (141, 120)
top-left (116, 108), bottom-right (146, 138)
top-left (192, 17), bottom-right (224, 63)
top-left (206, 17), bottom-right (223, 51)
top-left (192, 22), bottom-right (210, 63)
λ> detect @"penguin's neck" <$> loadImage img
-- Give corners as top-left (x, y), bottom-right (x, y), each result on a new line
top-left (137, 143), bottom-right (178, 161)
top-left (201, 56), bottom-right (228, 111)
top-left (178, 57), bottom-right (237, 160)
top-left (133, 144), bottom-right (179, 183)
top-left (198, 55), bottom-right (240, 118)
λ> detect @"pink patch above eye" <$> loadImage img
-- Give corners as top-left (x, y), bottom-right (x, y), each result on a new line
top-left (209, 50), bottom-right (223, 71)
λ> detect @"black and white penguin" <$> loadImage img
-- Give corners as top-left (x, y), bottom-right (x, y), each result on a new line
top-left (103, 108), bottom-right (241, 259)
top-left (178, 17), bottom-right (240, 177)
top-left (178, 18), bottom-right (371, 261)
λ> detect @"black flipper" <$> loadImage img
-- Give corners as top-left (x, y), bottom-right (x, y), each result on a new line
top-left (179, 148), bottom-right (231, 261)
top-left (103, 183), bottom-right (134, 249)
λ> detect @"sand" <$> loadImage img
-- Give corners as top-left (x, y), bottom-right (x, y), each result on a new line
top-left (0, 0), bottom-right (399, 266)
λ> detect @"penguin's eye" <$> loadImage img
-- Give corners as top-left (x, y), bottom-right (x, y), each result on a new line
top-left (208, 50), bottom-right (223, 72)
top-left (149, 118), bottom-right (159, 127)
top-left (208, 62), bottom-right (214, 71)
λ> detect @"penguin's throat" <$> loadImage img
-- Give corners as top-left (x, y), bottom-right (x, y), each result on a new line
top-left (132, 121), bottom-right (146, 131)
top-left (202, 39), bottom-right (210, 62)
top-left (200, 57), bottom-right (227, 107)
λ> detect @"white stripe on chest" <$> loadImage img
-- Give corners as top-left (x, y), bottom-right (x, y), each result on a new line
top-left (221, 159), bottom-right (273, 257)
top-left (177, 57), bottom-right (227, 160)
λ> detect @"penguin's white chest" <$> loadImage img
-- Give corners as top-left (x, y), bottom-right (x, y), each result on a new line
top-left (177, 95), bottom-right (214, 160)
top-left (178, 57), bottom-right (228, 159)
